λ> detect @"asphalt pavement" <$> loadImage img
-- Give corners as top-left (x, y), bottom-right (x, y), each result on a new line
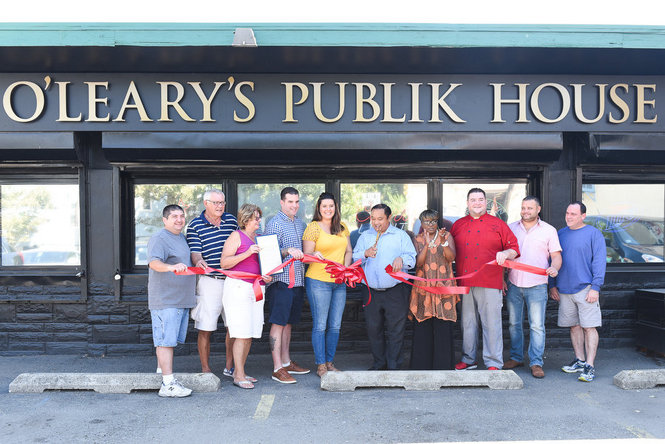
top-left (1, 347), bottom-right (664, 443)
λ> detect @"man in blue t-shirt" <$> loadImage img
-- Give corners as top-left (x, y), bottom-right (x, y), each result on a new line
top-left (549, 201), bottom-right (606, 383)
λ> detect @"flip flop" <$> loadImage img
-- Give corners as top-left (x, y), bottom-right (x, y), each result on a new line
top-left (244, 375), bottom-right (258, 383)
top-left (233, 379), bottom-right (254, 389)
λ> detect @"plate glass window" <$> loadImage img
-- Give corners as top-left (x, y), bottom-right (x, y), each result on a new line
top-left (583, 184), bottom-right (664, 264)
top-left (237, 183), bottom-right (325, 231)
top-left (441, 182), bottom-right (528, 227)
top-left (134, 184), bottom-right (222, 265)
top-left (341, 183), bottom-right (427, 233)
top-left (0, 184), bottom-right (80, 266)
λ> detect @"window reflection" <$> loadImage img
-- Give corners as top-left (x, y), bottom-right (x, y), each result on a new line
top-left (134, 184), bottom-right (222, 265)
top-left (237, 183), bottom-right (325, 230)
top-left (441, 182), bottom-right (528, 226)
top-left (340, 183), bottom-right (427, 235)
top-left (583, 184), bottom-right (665, 263)
top-left (1, 184), bottom-right (80, 266)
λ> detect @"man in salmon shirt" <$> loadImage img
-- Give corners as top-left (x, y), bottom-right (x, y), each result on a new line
top-left (505, 196), bottom-right (561, 378)
top-left (451, 188), bottom-right (520, 371)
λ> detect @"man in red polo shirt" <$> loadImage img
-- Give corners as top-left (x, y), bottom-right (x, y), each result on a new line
top-left (451, 188), bottom-right (520, 370)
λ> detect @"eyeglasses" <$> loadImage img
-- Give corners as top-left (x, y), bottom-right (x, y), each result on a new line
top-left (421, 219), bottom-right (438, 225)
top-left (206, 200), bottom-right (226, 207)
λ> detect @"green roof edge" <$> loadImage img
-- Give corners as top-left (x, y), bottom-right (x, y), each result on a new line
top-left (2, 22), bottom-right (665, 49)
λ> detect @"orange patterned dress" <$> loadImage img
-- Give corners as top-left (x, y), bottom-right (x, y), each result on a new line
top-left (409, 233), bottom-right (459, 322)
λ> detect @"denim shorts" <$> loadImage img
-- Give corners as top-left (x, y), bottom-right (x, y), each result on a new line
top-left (267, 281), bottom-right (304, 326)
top-left (151, 308), bottom-right (190, 347)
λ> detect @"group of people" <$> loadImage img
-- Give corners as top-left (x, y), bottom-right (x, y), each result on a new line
top-left (146, 186), bottom-right (606, 397)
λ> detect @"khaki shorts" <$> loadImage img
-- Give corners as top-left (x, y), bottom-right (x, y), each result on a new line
top-left (191, 275), bottom-right (225, 331)
top-left (557, 285), bottom-right (602, 328)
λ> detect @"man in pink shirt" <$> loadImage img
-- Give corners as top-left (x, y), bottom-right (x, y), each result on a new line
top-left (504, 196), bottom-right (562, 378)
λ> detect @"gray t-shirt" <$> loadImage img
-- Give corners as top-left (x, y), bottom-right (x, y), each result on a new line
top-left (147, 228), bottom-right (196, 310)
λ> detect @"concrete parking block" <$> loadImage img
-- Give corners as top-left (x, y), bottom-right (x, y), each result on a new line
top-left (9, 372), bottom-right (220, 394)
top-left (320, 370), bottom-right (523, 391)
top-left (613, 369), bottom-right (665, 390)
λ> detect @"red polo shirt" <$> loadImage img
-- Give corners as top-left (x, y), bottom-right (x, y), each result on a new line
top-left (450, 213), bottom-right (520, 290)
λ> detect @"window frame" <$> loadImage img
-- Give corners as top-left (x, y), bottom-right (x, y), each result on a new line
top-left (118, 169), bottom-right (538, 301)
top-left (0, 169), bottom-right (86, 302)
top-left (122, 175), bottom-right (231, 271)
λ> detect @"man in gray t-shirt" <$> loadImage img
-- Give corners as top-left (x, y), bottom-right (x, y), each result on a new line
top-left (147, 204), bottom-right (196, 397)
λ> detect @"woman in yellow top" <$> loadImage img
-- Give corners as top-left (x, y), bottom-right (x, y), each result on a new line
top-left (302, 192), bottom-right (352, 377)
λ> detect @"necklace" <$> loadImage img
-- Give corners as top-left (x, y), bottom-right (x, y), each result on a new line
top-left (428, 230), bottom-right (439, 248)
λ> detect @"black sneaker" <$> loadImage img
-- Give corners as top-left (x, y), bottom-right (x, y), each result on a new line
top-left (561, 358), bottom-right (586, 373)
top-left (578, 364), bottom-right (595, 382)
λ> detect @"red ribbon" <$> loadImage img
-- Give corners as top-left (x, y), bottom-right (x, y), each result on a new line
top-left (385, 259), bottom-right (548, 295)
top-left (175, 253), bottom-right (372, 305)
top-left (176, 254), bottom-right (546, 305)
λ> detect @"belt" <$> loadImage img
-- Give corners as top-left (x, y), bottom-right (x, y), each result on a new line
top-left (203, 274), bottom-right (226, 280)
top-left (370, 287), bottom-right (393, 292)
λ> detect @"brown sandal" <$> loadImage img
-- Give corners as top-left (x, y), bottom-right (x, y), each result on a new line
top-left (326, 362), bottom-right (341, 372)
top-left (317, 364), bottom-right (328, 377)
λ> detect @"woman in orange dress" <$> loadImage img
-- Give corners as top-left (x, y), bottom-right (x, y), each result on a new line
top-left (409, 209), bottom-right (459, 370)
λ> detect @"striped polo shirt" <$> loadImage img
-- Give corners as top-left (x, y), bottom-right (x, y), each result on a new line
top-left (186, 211), bottom-right (238, 273)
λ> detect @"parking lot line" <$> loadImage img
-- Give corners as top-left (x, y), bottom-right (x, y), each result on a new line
top-left (253, 394), bottom-right (275, 420)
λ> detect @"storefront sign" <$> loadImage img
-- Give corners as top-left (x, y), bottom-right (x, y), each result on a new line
top-left (0, 74), bottom-right (660, 132)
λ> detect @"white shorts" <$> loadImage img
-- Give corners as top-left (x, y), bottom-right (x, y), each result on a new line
top-left (191, 275), bottom-right (225, 331)
top-left (222, 277), bottom-right (265, 339)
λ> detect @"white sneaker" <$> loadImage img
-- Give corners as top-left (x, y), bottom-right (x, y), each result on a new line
top-left (158, 379), bottom-right (192, 398)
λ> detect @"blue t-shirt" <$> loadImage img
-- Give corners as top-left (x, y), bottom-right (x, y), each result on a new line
top-left (553, 225), bottom-right (606, 294)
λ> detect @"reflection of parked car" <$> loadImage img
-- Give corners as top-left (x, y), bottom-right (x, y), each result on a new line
top-left (585, 215), bottom-right (664, 263)
top-left (22, 249), bottom-right (80, 265)
top-left (1, 239), bottom-right (24, 265)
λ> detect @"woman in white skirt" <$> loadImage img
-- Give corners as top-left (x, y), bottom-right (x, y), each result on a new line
top-left (221, 204), bottom-right (272, 389)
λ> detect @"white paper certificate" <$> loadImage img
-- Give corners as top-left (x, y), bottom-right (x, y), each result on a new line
top-left (256, 234), bottom-right (284, 275)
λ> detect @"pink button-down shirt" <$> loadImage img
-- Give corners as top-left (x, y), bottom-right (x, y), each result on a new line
top-left (508, 218), bottom-right (561, 288)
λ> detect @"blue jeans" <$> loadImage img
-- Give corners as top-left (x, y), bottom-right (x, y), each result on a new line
top-left (506, 283), bottom-right (547, 367)
top-left (305, 277), bottom-right (346, 365)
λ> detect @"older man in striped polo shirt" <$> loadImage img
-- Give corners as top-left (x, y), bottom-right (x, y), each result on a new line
top-left (187, 189), bottom-right (238, 374)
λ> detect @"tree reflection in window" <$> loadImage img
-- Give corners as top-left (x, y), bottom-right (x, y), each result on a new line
top-left (1, 184), bottom-right (80, 266)
top-left (237, 183), bottom-right (325, 230)
top-left (134, 184), bottom-right (221, 265)
top-left (340, 183), bottom-right (427, 234)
